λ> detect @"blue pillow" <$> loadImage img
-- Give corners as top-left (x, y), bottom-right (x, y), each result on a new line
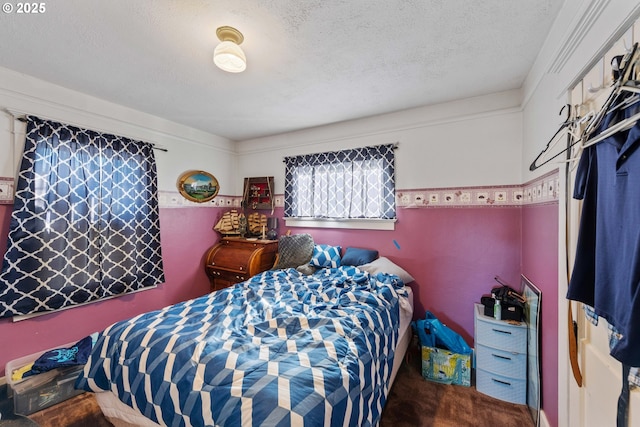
top-left (341, 247), bottom-right (379, 266)
top-left (310, 244), bottom-right (342, 268)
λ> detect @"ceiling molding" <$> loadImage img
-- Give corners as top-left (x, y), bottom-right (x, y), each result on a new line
top-left (546, 0), bottom-right (613, 75)
top-left (560, 2), bottom-right (640, 94)
top-left (522, 0), bottom-right (640, 108)
top-left (0, 86), bottom-right (236, 156)
top-left (237, 94), bottom-right (523, 156)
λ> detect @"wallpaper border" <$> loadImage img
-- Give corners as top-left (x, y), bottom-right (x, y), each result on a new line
top-left (0, 170), bottom-right (559, 209)
top-left (0, 177), bottom-right (14, 204)
top-left (158, 191), bottom-right (242, 209)
top-left (159, 170), bottom-right (559, 209)
top-left (396, 170), bottom-right (559, 209)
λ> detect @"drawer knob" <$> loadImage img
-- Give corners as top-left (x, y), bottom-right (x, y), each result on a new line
top-left (491, 328), bottom-right (512, 335)
top-left (492, 378), bottom-right (512, 386)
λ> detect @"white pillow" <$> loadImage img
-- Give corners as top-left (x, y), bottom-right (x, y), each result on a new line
top-left (358, 257), bottom-right (415, 284)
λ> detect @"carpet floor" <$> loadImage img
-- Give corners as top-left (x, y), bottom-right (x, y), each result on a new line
top-left (380, 341), bottom-right (535, 427)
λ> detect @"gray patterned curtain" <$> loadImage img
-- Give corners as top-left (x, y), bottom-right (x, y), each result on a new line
top-left (284, 144), bottom-right (396, 219)
top-left (0, 116), bottom-right (165, 317)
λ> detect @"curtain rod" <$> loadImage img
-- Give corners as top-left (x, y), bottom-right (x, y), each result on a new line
top-left (281, 142), bottom-right (399, 162)
top-left (2, 108), bottom-right (169, 152)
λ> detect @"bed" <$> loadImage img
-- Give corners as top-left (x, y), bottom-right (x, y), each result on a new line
top-left (76, 261), bottom-right (414, 427)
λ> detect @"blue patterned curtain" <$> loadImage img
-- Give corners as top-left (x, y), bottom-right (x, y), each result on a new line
top-left (284, 144), bottom-right (396, 219)
top-left (0, 116), bottom-right (165, 318)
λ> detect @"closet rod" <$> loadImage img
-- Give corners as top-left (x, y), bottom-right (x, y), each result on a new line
top-left (2, 108), bottom-right (169, 152)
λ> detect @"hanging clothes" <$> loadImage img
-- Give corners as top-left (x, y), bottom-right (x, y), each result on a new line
top-left (567, 90), bottom-right (640, 367)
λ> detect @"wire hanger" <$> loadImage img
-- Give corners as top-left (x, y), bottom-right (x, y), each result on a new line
top-left (578, 43), bottom-right (640, 150)
top-left (580, 109), bottom-right (640, 150)
top-left (529, 43), bottom-right (640, 171)
top-left (529, 104), bottom-right (580, 171)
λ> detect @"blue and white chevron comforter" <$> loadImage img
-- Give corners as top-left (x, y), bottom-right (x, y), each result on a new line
top-left (76, 266), bottom-right (407, 427)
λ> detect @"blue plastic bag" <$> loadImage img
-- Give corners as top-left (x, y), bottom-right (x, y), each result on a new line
top-left (413, 311), bottom-right (472, 355)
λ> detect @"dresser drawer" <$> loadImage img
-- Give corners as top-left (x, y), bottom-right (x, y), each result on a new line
top-left (476, 368), bottom-right (526, 405)
top-left (206, 267), bottom-right (248, 284)
top-left (475, 317), bottom-right (527, 353)
top-left (208, 246), bottom-right (255, 273)
top-left (476, 343), bottom-right (526, 379)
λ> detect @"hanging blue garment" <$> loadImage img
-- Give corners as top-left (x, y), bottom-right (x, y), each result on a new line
top-left (568, 93), bottom-right (640, 367)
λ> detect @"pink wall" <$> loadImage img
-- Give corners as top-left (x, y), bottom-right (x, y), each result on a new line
top-left (0, 205), bottom-right (221, 376)
top-left (0, 203), bottom-right (521, 369)
top-left (0, 198), bottom-right (559, 427)
top-left (278, 205), bottom-right (522, 347)
top-left (521, 203), bottom-right (559, 427)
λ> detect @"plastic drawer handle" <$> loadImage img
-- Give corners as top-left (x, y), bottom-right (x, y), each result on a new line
top-left (492, 378), bottom-right (512, 386)
top-left (491, 328), bottom-right (512, 334)
top-left (492, 353), bottom-right (512, 361)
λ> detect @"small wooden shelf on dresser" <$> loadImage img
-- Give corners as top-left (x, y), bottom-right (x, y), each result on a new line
top-left (205, 237), bottom-right (278, 291)
top-left (474, 303), bottom-right (527, 405)
top-left (243, 176), bottom-right (274, 210)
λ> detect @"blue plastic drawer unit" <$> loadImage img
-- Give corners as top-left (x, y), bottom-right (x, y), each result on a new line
top-left (474, 303), bottom-right (527, 404)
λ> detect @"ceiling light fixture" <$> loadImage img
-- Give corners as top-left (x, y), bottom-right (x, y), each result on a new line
top-left (214, 26), bottom-right (246, 73)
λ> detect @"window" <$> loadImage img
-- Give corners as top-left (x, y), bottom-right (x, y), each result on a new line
top-left (284, 144), bottom-right (396, 223)
top-left (0, 116), bottom-right (165, 318)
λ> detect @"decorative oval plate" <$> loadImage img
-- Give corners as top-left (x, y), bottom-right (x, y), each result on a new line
top-left (177, 170), bottom-right (220, 203)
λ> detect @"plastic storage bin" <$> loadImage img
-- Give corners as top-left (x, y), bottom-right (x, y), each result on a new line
top-left (474, 303), bottom-right (527, 404)
top-left (5, 342), bottom-right (86, 415)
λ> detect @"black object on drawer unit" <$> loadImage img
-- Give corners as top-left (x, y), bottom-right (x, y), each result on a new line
top-left (480, 295), bottom-right (524, 321)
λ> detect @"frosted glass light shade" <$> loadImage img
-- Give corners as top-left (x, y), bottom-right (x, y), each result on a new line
top-left (214, 41), bottom-right (246, 73)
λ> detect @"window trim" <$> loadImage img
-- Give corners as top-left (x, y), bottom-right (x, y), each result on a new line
top-left (284, 144), bottom-right (397, 220)
top-left (284, 217), bottom-right (396, 230)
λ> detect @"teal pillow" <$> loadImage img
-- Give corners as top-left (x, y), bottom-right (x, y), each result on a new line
top-left (341, 247), bottom-right (379, 266)
top-left (310, 244), bottom-right (342, 268)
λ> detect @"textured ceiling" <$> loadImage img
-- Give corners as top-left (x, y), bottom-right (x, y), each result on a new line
top-left (0, 0), bottom-right (565, 141)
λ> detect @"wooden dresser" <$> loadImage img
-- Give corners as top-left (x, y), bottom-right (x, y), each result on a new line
top-left (204, 237), bottom-right (278, 290)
